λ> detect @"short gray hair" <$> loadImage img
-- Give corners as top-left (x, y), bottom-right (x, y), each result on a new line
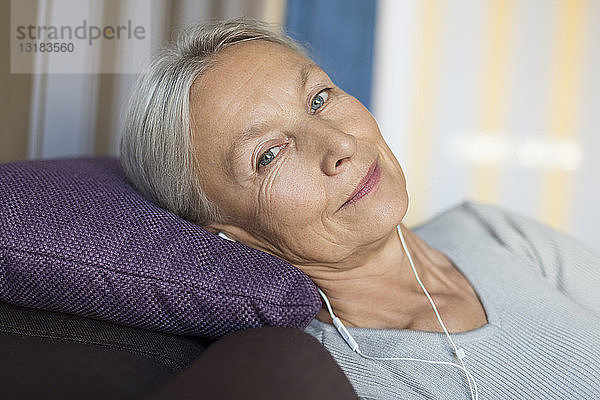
top-left (120, 17), bottom-right (307, 226)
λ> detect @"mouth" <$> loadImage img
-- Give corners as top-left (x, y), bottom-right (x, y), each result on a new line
top-left (339, 158), bottom-right (381, 210)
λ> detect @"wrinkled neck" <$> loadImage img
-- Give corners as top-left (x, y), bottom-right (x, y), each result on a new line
top-left (304, 225), bottom-right (451, 330)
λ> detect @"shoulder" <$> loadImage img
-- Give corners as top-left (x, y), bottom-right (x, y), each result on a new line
top-left (413, 201), bottom-right (550, 274)
top-left (415, 200), bottom-right (600, 284)
top-left (414, 200), bottom-right (542, 252)
top-left (418, 202), bottom-right (542, 267)
top-left (453, 201), bottom-right (596, 264)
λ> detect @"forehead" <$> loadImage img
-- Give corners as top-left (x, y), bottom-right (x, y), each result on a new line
top-left (190, 40), bottom-right (311, 127)
top-left (203, 39), bottom-right (308, 84)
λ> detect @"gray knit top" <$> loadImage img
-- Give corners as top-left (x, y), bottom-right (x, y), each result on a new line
top-left (305, 202), bottom-right (600, 399)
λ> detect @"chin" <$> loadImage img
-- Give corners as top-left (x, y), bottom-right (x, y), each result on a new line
top-left (375, 196), bottom-right (406, 227)
top-left (352, 191), bottom-right (407, 242)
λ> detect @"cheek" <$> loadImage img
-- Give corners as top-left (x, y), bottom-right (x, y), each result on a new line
top-left (339, 97), bottom-right (380, 139)
top-left (260, 164), bottom-right (327, 228)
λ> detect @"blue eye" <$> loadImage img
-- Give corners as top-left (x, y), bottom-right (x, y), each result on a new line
top-left (310, 90), bottom-right (329, 113)
top-left (258, 145), bottom-right (283, 168)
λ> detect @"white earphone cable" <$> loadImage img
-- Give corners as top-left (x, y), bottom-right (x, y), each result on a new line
top-left (316, 225), bottom-right (479, 400)
top-left (397, 225), bottom-right (478, 399)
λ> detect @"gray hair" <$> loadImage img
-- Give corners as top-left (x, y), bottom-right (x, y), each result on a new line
top-left (120, 17), bottom-right (307, 226)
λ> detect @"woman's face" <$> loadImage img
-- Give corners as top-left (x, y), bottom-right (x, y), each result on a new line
top-left (190, 40), bottom-right (408, 266)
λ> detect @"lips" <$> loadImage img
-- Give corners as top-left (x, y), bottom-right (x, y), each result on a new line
top-left (339, 159), bottom-right (381, 210)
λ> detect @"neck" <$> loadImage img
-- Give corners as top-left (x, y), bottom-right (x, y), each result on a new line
top-left (302, 224), bottom-right (453, 330)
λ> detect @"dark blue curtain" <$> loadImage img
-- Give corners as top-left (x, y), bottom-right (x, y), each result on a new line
top-left (285, 0), bottom-right (377, 110)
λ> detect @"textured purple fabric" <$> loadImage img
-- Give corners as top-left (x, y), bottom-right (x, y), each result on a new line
top-left (0, 157), bottom-right (321, 338)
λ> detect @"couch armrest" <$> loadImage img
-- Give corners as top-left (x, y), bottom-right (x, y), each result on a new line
top-left (0, 301), bottom-right (207, 400)
top-left (147, 326), bottom-right (359, 400)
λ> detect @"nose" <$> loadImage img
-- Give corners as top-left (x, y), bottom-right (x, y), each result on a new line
top-left (318, 126), bottom-right (357, 176)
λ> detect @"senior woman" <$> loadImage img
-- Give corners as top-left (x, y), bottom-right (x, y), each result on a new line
top-left (120, 18), bottom-right (600, 399)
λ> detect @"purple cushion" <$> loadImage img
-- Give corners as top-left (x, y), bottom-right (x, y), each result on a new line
top-left (0, 157), bottom-right (320, 338)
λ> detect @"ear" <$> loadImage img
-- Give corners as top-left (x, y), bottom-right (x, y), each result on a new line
top-left (203, 225), bottom-right (219, 235)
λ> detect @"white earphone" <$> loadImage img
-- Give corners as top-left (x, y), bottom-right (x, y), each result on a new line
top-left (218, 231), bottom-right (235, 242)
top-left (317, 225), bottom-right (479, 400)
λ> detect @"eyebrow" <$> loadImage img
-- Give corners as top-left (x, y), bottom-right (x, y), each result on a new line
top-left (233, 120), bottom-right (271, 153)
top-left (225, 120), bottom-right (270, 179)
top-left (298, 62), bottom-right (317, 92)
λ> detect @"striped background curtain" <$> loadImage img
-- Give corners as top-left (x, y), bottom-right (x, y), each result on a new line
top-left (371, 0), bottom-right (600, 252)
top-left (3, 0), bottom-right (284, 163)
top-left (2, 0), bottom-right (599, 252)
top-left (285, 0), bottom-right (377, 109)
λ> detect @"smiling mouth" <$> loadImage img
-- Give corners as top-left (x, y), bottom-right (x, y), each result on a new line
top-left (339, 158), bottom-right (381, 210)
